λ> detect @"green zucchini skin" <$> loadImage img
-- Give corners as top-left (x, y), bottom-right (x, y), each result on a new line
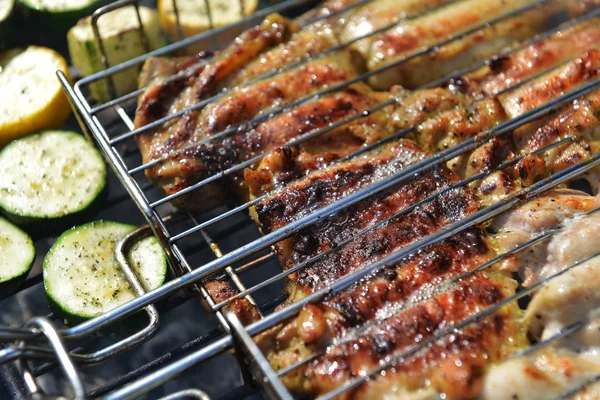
top-left (18, 0), bottom-right (111, 34)
top-left (43, 221), bottom-right (167, 327)
top-left (0, 131), bottom-right (107, 233)
top-left (0, 217), bottom-right (35, 298)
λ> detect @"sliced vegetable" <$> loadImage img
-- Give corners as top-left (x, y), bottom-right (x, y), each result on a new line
top-left (43, 221), bottom-right (167, 325)
top-left (0, 130), bottom-right (106, 227)
top-left (18, 0), bottom-right (109, 33)
top-left (0, 217), bottom-right (35, 297)
top-left (67, 6), bottom-right (164, 103)
top-left (0, 0), bottom-right (18, 50)
top-left (158, 0), bottom-right (257, 54)
top-left (0, 47), bottom-right (71, 146)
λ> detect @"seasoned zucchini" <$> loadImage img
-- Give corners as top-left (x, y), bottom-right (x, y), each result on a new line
top-left (0, 131), bottom-right (106, 227)
top-left (18, 0), bottom-right (109, 33)
top-left (43, 221), bottom-right (167, 325)
top-left (0, 217), bottom-right (35, 297)
top-left (0, 47), bottom-right (71, 146)
top-left (67, 6), bottom-right (164, 103)
top-left (158, 0), bottom-right (257, 54)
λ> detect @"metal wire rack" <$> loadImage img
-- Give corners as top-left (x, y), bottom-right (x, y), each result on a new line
top-left (3, 0), bottom-right (600, 398)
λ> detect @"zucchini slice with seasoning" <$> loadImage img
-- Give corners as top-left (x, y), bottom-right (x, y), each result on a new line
top-left (18, 0), bottom-right (109, 33)
top-left (0, 0), bottom-right (18, 50)
top-left (0, 47), bottom-right (72, 146)
top-left (0, 217), bottom-right (35, 297)
top-left (0, 130), bottom-right (106, 227)
top-left (43, 221), bottom-right (167, 326)
top-left (67, 5), bottom-right (164, 103)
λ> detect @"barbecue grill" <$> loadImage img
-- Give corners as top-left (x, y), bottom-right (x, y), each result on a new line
top-left (2, 0), bottom-right (600, 398)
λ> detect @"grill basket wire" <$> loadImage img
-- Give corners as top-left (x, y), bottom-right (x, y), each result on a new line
top-left (1, 0), bottom-right (600, 398)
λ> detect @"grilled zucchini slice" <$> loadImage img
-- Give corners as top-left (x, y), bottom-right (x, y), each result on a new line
top-left (158, 0), bottom-right (257, 54)
top-left (0, 130), bottom-right (106, 227)
top-left (0, 217), bottom-right (35, 297)
top-left (43, 221), bottom-right (167, 325)
top-left (0, 47), bottom-right (71, 146)
top-left (67, 6), bottom-right (164, 103)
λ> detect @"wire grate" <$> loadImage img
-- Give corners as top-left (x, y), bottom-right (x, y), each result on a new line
top-left (3, 0), bottom-right (600, 398)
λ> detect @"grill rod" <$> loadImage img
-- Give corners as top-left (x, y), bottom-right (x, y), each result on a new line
top-left (88, 0), bottom-right (374, 115)
top-left (128, 7), bottom-right (600, 214)
top-left (278, 204), bottom-right (600, 377)
top-left (320, 251), bottom-right (600, 400)
top-left (20, 75), bottom-right (598, 345)
top-left (94, 0), bottom-right (464, 124)
top-left (143, 7), bottom-right (600, 244)
top-left (101, 192), bottom-right (600, 399)
top-left (211, 135), bottom-right (576, 312)
top-left (153, 48), bottom-right (585, 216)
top-left (107, 0), bottom-right (552, 144)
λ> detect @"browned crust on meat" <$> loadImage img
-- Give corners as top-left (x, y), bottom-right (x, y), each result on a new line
top-left (254, 140), bottom-right (481, 296)
top-left (466, 19), bottom-right (600, 96)
top-left (308, 275), bottom-right (520, 398)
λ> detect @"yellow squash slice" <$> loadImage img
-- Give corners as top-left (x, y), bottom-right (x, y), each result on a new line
top-left (0, 46), bottom-right (71, 147)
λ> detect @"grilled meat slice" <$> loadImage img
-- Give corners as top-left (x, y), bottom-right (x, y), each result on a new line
top-left (413, 50), bottom-right (600, 199)
top-left (490, 189), bottom-right (600, 286)
top-left (135, 13), bottom-right (294, 129)
top-left (250, 139), bottom-right (526, 398)
top-left (253, 140), bottom-right (478, 285)
top-left (365, 0), bottom-right (595, 90)
top-left (259, 272), bottom-right (525, 398)
top-left (308, 274), bottom-right (524, 399)
top-left (136, 18), bottom-right (400, 210)
top-left (481, 349), bottom-right (600, 400)
top-left (416, 50), bottom-right (600, 155)
top-left (464, 19), bottom-right (600, 97)
top-left (526, 256), bottom-right (600, 345)
top-left (134, 14), bottom-right (296, 209)
top-left (336, 0), bottom-right (454, 61)
top-left (244, 85), bottom-right (477, 198)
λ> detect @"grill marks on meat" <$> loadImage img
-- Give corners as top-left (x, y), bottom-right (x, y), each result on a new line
top-left (135, 19), bottom-right (400, 209)
top-left (244, 85), bottom-right (481, 198)
top-left (261, 272), bottom-right (525, 398)
top-left (500, 49), bottom-right (600, 119)
top-left (251, 139), bottom-right (524, 398)
top-left (365, 0), bottom-right (585, 90)
top-left (254, 140), bottom-right (429, 233)
top-left (466, 19), bottom-right (600, 97)
top-left (323, 229), bottom-right (489, 327)
top-left (255, 143), bottom-right (480, 293)
top-left (410, 49), bottom-right (600, 199)
top-left (309, 274), bottom-right (524, 399)
top-left (129, 4), bottom-right (600, 398)
top-left (336, 0), bottom-right (455, 61)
